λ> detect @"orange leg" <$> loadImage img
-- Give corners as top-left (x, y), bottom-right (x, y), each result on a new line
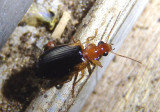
top-left (71, 36), bottom-right (77, 43)
top-left (74, 69), bottom-right (85, 85)
top-left (91, 60), bottom-right (103, 67)
top-left (72, 60), bottom-right (101, 97)
top-left (72, 72), bottom-right (78, 97)
top-left (87, 62), bottom-right (92, 74)
top-left (71, 40), bottom-right (84, 50)
top-left (86, 29), bottom-right (98, 46)
top-left (71, 61), bottom-right (89, 97)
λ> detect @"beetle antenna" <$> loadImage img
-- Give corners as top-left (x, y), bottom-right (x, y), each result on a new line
top-left (110, 51), bottom-right (142, 64)
top-left (106, 11), bottom-right (121, 42)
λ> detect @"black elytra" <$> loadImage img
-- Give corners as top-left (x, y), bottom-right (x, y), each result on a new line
top-left (36, 45), bottom-right (83, 79)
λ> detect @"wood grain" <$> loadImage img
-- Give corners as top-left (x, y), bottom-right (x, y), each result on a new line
top-left (25, 0), bottom-right (149, 111)
top-left (82, 0), bottom-right (160, 112)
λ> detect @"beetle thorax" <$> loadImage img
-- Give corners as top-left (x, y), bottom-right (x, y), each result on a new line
top-left (82, 43), bottom-right (112, 61)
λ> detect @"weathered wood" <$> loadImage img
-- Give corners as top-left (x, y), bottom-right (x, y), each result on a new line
top-left (0, 0), bottom-right (33, 50)
top-left (26, 0), bottom-right (148, 112)
top-left (82, 0), bottom-right (160, 112)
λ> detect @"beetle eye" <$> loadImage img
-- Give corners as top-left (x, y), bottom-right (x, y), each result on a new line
top-left (103, 52), bottom-right (108, 56)
top-left (98, 41), bottom-right (104, 45)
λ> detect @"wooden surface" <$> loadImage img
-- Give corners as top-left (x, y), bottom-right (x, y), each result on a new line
top-left (82, 0), bottom-right (160, 112)
top-left (0, 0), bottom-right (149, 111)
top-left (0, 0), bottom-right (148, 111)
top-left (26, 0), bottom-right (148, 112)
top-left (26, 0), bottom-right (126, 111)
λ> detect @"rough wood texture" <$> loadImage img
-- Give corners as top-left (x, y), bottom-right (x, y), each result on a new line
top-left (26, 0), bottom-right (148, 111)
top-left (82, 0), bottom-right (160, 112)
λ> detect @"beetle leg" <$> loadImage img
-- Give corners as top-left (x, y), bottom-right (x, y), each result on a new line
top-left (71, 40), bottom-right (84, 50)
top-left (72, 72), bottom-right (78, 97)
top-left (71, 61), bottom-right (89, 97)
top-left (74, 69), bottom-right (84, 85)
top-left (63, 76), bottom-right (73, 83)
top-left (86, 29), bottom-right (98, 45)
top-left (91, 60), bottom-right (103, 67)
top-left (71, 36), bottom-right (76, 43)
top-left (87, 62), bottom-right (92, 74)
top-left (74, 61), bottom-right (88, 70)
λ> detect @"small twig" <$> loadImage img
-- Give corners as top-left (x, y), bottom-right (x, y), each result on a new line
top-left (51, 11), bottom-right (71, 41)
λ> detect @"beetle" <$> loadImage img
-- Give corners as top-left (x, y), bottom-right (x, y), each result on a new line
top-left (36, 12), bottom-right (141, 97)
